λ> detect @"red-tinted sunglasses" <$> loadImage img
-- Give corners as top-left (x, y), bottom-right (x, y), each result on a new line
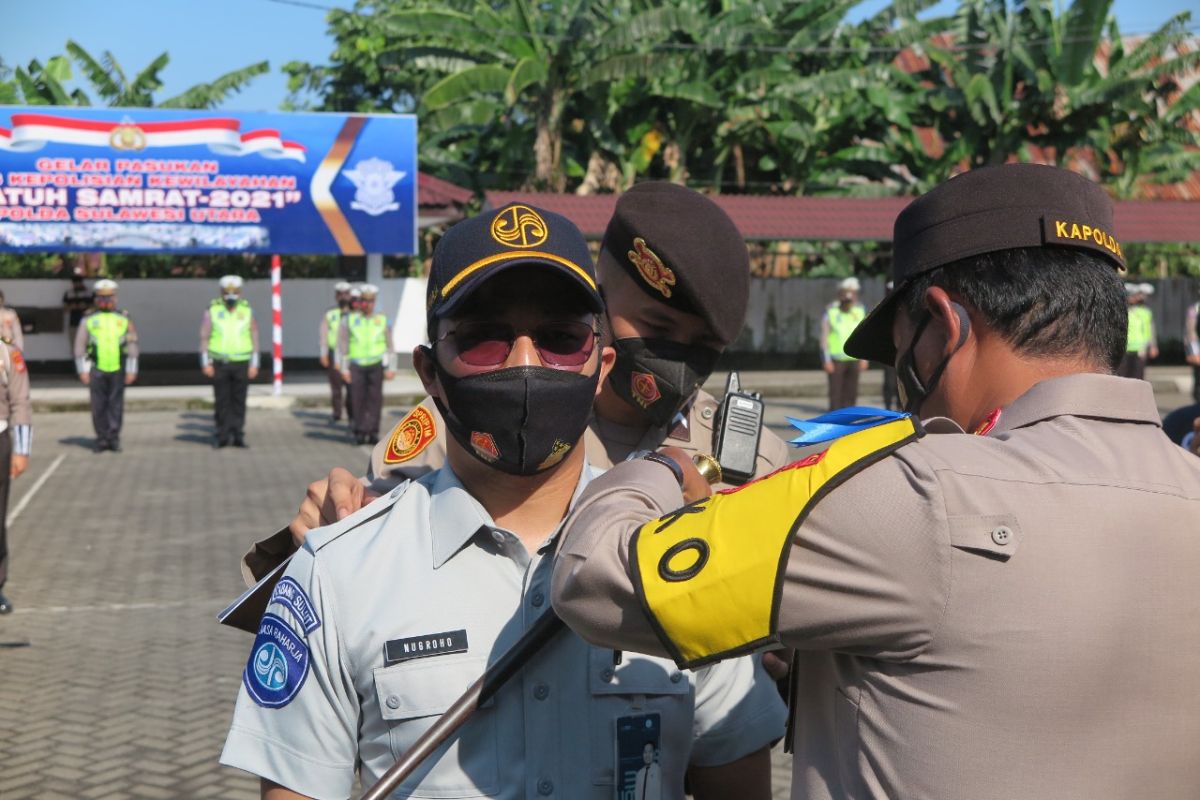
top-left (435, 320), bottom-right (599, 367)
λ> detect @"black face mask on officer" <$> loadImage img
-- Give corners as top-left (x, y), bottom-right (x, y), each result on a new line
top-left (432, 362), bottom-right (599, 476)
top-left (896, 304), bottom-right (971, 416)
top-left (607, 337), bottom-right (721, 429)
top-left (223, 293), bottom-right (239, 308)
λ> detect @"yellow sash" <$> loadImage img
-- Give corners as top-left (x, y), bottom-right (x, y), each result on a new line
top-left (632, 416), bottom-right (921, 668)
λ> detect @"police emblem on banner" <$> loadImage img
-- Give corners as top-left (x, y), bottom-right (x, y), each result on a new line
top-left (244, 614), bottom-right (311, 708)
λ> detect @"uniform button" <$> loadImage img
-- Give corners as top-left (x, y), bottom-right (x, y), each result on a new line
top-left (537, 779), bottom-right (554, 795)
top-left (991, 526), bottom-right (1012, 546)
top-left (389, 485), bottom-right (403, 499)
top-left (533, 683), bottom-right (550, 700)
top-left (530, 591), bottom-right (545, 608)
top-left (670, 671), bottom-right (683, 683)
top-left (701, 407), bottom-right (714, 420)
top-left (600, 667), bottom-right (614, 683)
top-left (385, 695), bottom-right (401, 710)
top-left (491, 530), bottom-right (505, 544)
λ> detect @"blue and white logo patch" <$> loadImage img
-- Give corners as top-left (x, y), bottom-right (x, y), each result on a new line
top-left (268, 577), bottom-right (321, 634)
top-left (243, 614), bottom-right (310, 708)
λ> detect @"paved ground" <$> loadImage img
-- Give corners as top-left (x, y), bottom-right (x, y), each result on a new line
top-left (0, 376), bottom-right (1193, 799)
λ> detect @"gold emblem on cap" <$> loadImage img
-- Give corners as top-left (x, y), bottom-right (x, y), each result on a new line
top-left (491, 205), bottom-right (549, 249)
top-left (627, 237), bottom-right (676, 298)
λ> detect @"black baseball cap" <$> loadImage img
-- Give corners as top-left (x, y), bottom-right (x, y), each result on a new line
top-left (427, 202), bottom-right (602, 319)
top-left (845, 163), bottom-right (1126, 364)
top-left (598, 182), bottom-right (750, 346)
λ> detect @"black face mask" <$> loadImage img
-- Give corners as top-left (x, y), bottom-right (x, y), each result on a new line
top-left (223, 294), bottom-right (239, 308)
top-left (608, 338), bottom-right (720, 429)
top-left (433, 362), bottom-right (599, 476)
top-left (896, 306), bottom-right (970, 416)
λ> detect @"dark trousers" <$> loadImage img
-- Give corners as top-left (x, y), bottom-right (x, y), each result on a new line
top-left (327, 351), bottom-right (351, 420)
top-left (0, 431), bottom-right (12, 589)
top-left (828, 361), bottom-right (861, 410)
top-left (1193, 364), bottom-right (1200, 404)
top-left (1117, 352), bottom-right (1146, 380)
top-left (89, 368), bottom-right (125, 447)
top-left (350, 363), bottom-right (383, 438)
top-left (881, 366), bottom-right (899, 411)
top-left (213, 360), bottom-right (250, 444)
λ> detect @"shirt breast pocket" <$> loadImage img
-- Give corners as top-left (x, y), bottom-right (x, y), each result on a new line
top-left (586, 647), bottom-right (694, 788)
top-left (372, 654), bottom-right (498, 798)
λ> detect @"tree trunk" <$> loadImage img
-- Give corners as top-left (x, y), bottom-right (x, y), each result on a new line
top-left (533, 85), bottom-right (566, 192)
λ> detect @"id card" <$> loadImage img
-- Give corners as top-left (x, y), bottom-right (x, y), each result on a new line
top-left (615, 712), bottom-right (661, 800)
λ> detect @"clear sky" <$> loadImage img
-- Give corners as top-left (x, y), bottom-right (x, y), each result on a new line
top-left (1, 0), bottom-right (1195, 113)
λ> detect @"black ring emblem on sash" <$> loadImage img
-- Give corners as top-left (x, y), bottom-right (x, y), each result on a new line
top-left (658, 539), bottom-right (710, 583)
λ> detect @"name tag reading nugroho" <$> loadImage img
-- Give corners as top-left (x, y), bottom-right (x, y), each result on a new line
top-left (384, 629), bottom-right (468, 666)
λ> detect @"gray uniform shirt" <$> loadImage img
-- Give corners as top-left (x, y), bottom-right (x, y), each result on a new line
top-left (222, 463), bottom-right (785, 799)
top-left (553, 373), bottom-right (1200, 800)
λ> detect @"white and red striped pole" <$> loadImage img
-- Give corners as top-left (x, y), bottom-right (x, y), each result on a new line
top-left (271, 254), bottom-right (283, 396)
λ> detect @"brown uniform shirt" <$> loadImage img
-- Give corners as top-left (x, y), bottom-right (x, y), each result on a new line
top-left (0, 308), bottom-right (24, 351)
top-left (240, 389), bottom-right (794, 585)
top-left (0, 342), bottom-right (33, 455)
top-left (552, 373), bottom-right (1200, 799)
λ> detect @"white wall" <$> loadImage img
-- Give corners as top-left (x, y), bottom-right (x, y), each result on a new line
top-left (0, 278), bottom-right (431, 361)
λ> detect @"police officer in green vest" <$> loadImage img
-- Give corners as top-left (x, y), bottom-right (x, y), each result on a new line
top-left (75, 279), bottom-right (138, 453)
top-left (336, 283), bottom-right (393, 444)
top-left (1118, 282), bottom-right (1158, 380)
top-left (821, 276), bottom-right (868, 410)
top-left (200, 275), bottom-right (260, 448)
top-left (318, 281), bottom-right (353, 424)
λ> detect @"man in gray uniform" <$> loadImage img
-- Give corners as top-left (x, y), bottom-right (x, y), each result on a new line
top-left (220, 203), bottom-right (785, 799)
top-left (0, 337), bottom-right (32, 614)
top-left (551, 164), bottom-right (1200, 799)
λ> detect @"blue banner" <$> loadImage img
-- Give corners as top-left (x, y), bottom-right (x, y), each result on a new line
top-left (0, 107), bottom-right (417, 255)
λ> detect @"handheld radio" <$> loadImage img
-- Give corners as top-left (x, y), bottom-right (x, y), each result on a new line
top-left (712, 371), bottom-right (765, 485)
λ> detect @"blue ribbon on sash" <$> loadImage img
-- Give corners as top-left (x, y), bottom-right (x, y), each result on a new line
top-left (787, 406), bottom-right (910, 446)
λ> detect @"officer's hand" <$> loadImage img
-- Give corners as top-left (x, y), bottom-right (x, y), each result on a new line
top-left (1188, 354), bottom-right (1200, 366)
top-left (658, 446), bottom-right (713, 504)
top-left (202, 365), bottom-right (215, 379)
top-left (125, 373), bottom-right (137, 386)
top-left (341, 371), bottom-right (352, 384)
top-left (319, 355), bottom-right (330, 369)
top-left (858, 360), bottom-right (869, 372)
top-left (1149, 346), bottom-right (1159, 360)
top-left (384, 369), bottom-right (396, 381)
top-left (79, 372), bottom-right (90, 386)
top-left (10, 454), bottom-right (28, 479)
top-left (761, 648), bottom-right (793, 681)
top-left (822, 361), bottom-right (834, 375)
top-left (248, 366), bottom-right (260, 380)
top-left (289, 467), bottom-right (376, 546)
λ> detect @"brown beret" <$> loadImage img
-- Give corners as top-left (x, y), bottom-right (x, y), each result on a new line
top-left (598, 182), bottom-right (749, 346)
top-left (845, 163), bottom-right (1126, 364)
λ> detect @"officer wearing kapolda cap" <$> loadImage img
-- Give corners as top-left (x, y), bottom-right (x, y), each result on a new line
top-left (220, 202), bottom-right (784, 799)
top-left (75, 279), bottom-right (138, 453)
top-left (200, 275), bottom-right (259, 448)
top-left (552, 163), bottom-right (1200, 799)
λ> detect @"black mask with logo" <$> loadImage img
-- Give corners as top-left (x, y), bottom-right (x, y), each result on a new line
top-left (433, 362), bottom-right (599, 476)
top-left (608, 338), bottom-right (721, 429)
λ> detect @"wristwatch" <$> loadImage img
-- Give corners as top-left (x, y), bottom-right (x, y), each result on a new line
top-left (626, 449), bottom-right (684, 488)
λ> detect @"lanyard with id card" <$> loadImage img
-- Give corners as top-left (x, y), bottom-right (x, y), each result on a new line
top-left (615, 712), bottom-right (662, 800)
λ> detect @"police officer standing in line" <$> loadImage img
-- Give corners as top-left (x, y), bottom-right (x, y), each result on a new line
top-left (551, 164), bottom-right (1200, 799)
top-left (62, 272), bottom-right (94, 349)
top-left (0, 290), bottom-right (24, 351)
top-left (74, 279), bottom-right (138, 453)
top-left (239, 183), bottom-right (791, 605)
top-left (318, 281), bottom-right (353, 424)
top-left (1117, 281), bottom-right (1157, 379)
top-left (220, 203), bottom-right (785, 799)
top-left (820, 276), bottom-right (868, 409)
top-left (0, 334), bottom-right (32, 614)
top-left (1186, 288), bottom-right (1200, 403)
top-left (200, 275), bottom-right (259, 448)
top-left (336, 283), bottom-right (393, 445)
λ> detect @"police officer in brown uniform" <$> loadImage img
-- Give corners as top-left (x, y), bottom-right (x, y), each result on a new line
top-left (551, 164), bottom-right (1200, 799)
top-left (240, 183), bottom-right (792, 588)
top-left (0, 338), bottom-right (32, 614)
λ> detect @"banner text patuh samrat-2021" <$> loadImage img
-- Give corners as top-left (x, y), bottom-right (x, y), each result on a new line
top-left (0, 107), bottom-right (418, 255)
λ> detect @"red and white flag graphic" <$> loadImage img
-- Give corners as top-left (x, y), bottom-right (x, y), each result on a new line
top-left (0, 113), bottom-right (307, 162)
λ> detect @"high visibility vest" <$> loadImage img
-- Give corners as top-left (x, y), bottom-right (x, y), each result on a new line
top-left (85, 311), bottom-right (129, 373)
top-left (324, 307), bottom-right (343, 350)
top-left (826, 305), bottom-right (866, 361)
top-left (1126, 306), bottom-right (1153, 354)
top-left (208, 299), bottom-right (254, 361)
top-left (347, 312), bottom-right (388, 366)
